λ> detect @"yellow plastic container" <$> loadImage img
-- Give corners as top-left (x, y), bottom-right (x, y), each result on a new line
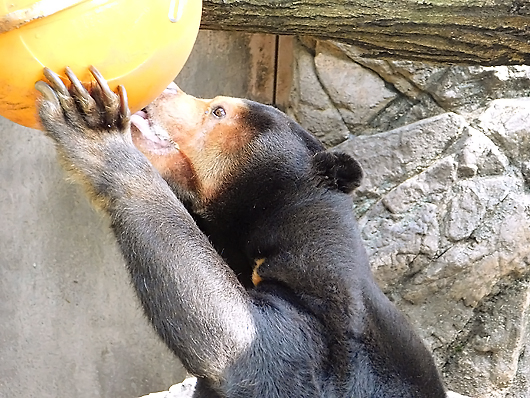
top-left (0, 0), bottom-right (202, 129)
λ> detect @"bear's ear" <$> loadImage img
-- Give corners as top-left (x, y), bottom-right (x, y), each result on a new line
top-left (312, 151), bottom-right (363, 193)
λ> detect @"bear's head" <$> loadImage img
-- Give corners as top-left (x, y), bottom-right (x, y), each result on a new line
top-left (130, 83), bottom-right (363, 215)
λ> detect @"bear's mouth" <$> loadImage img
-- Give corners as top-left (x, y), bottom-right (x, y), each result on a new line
top-left (130, 109), bottom-right (179, 152)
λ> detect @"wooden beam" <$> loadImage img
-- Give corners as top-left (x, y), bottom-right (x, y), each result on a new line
top-left (201, 0), bottom-right (530, 66)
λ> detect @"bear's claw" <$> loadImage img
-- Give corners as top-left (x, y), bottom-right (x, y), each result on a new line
top-left (34, 80), bottom-right (60, 107)
top-left (36, 66), bottom-right (130, 132)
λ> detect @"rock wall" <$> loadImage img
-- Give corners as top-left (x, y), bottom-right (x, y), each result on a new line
top-left (288, 38), bottom-right (530, 398)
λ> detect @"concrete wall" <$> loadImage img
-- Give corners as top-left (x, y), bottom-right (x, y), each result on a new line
top-left (0, 30), bottom-right (282, 398)
top-left (0, 118), bottom-right (184, 398)
top-left (176, 30), bottom-right (292, 105)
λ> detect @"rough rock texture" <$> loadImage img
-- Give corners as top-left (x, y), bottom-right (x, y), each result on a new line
top-left (289, 38), bottom-right (530, 145)
top-left (288, 37), bottom-right (530, 398)
top-left (338, 107), bottom-right (530, 398)
top-left (288, 39), bottom-right (350, 146)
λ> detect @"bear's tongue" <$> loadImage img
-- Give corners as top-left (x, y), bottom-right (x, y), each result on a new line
top-left (130, 110), bottom-right (178, 150)
top-left (130, 110), bottom-right (159, 142)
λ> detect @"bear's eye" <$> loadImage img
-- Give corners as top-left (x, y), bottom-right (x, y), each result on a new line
top-left (212, 106), bottom-right (226, 119)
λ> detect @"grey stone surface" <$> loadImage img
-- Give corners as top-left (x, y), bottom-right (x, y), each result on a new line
top-left (335, 102), bottom-right (530, 398)
top-left (313, 42), bottom-right (397, 133)
top-left (291, 39), bottom-right (530, 138)
top-left (288, 39), bottom-right (350, 147)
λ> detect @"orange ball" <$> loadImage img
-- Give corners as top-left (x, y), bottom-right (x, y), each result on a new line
top-left (0, 0), bottom-right (202, 129)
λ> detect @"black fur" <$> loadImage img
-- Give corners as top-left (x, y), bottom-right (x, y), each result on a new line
top-left (36, 67), bottom-right (446, 398)
top-left (312, 151), bottom-right (363, 193)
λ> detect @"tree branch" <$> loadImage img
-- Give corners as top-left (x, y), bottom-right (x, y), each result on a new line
top-left (201, 0), bottom-right (530, 65)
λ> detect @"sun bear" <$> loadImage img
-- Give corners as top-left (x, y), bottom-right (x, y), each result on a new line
top-left (35, 66), bottom-right (446, 398)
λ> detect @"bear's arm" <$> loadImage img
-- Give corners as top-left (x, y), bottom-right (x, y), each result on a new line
top-left (110, 172), bottom-right (258, 378)
top-left (35, 67), bottom-right (257, 380)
